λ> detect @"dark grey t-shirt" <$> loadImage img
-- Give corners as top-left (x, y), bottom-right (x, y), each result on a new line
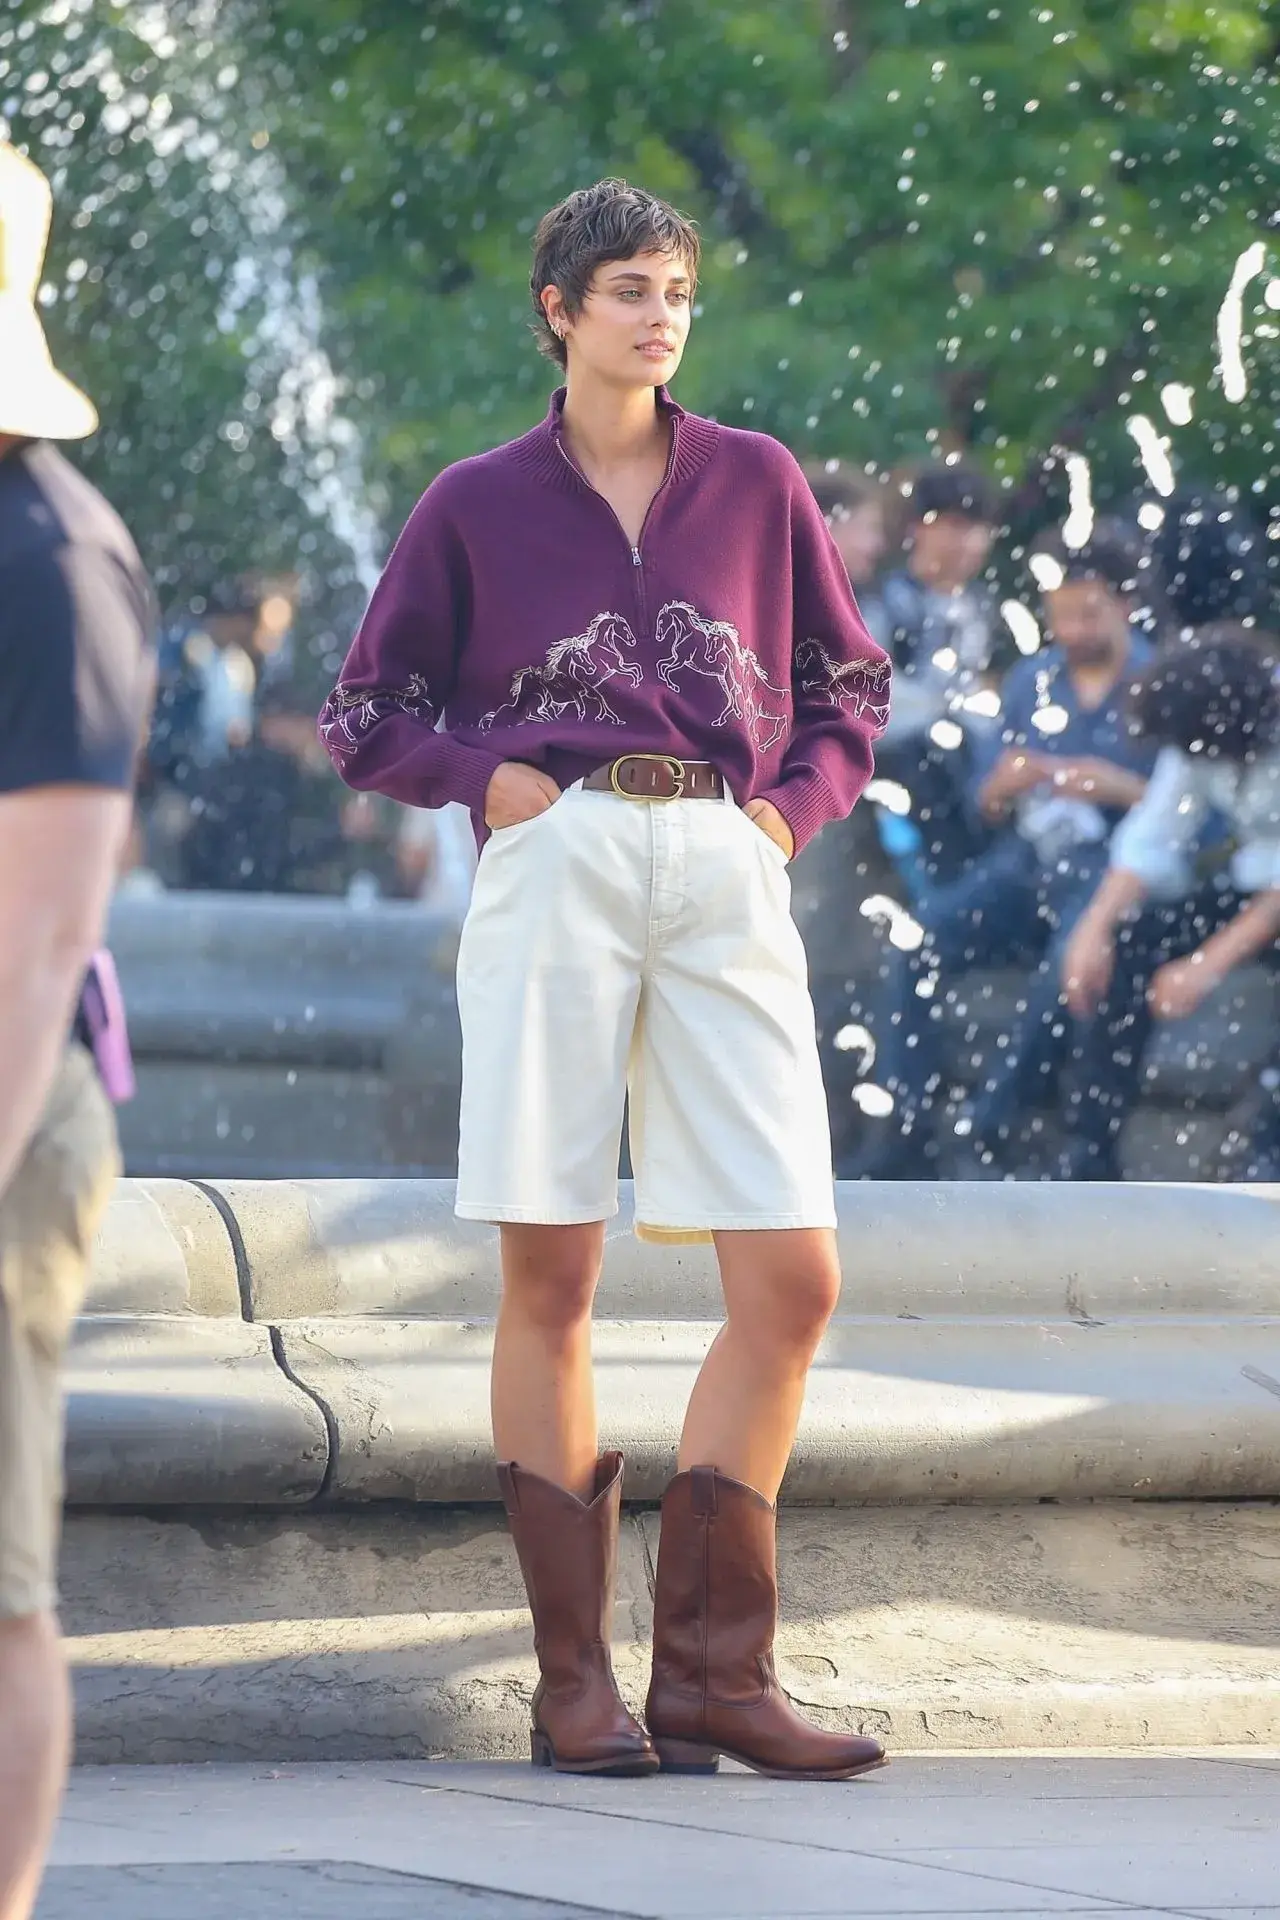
top-left (0, 441), bottom-right (155, 795)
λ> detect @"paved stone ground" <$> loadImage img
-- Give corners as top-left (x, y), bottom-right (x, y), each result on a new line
top-left (38, 1752), bottom-right (1280, 1919)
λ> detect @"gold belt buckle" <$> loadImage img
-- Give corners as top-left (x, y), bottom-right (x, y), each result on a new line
top-left (610, 753), bottom-right (687, 801)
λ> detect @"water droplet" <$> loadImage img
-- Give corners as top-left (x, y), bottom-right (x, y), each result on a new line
top-left (1218, 242), bottom-right (1267, 402)
top-left (853, 1085), bottom-right (895, 1118)
top-left (1160, 383), bottom-right (1195, 425)
top-left (1127, 415), bottom-right (1176, 496)
top-left (1031, 704), bottom-right (1070, 736)
top-left (1062, 453), bottom-right (1095, 549)
top-left (1002, 600), bottom-right (1044, 655)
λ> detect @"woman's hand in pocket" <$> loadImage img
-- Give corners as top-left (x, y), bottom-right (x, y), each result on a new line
top-left (743, 797), bottom-right (795, 861)
top-left (484, 762), bottom-right (562, 830)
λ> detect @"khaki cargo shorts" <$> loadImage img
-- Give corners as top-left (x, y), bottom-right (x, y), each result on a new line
top-left (0, 1046), bottom-right (119, 1618)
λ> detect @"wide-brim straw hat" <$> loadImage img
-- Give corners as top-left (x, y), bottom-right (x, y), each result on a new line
top-left (0, 144), bottom-right (97, 440)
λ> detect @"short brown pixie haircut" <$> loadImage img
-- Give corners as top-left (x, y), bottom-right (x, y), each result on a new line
top-left (530, 178), bottom-right (701, 370)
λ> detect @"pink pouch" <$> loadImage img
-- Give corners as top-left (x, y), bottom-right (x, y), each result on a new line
top-left (79, 949), bottom-right (136, 1104)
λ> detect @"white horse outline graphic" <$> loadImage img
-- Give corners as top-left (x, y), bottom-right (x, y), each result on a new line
top-left (654, 600), bottom-right (789, 751)
top-left (321, 674), bottom-right (437, 759)
top-left (794, 638), bottom-right (892, 732)
top-left (478, 611), bottom-right (642, 731)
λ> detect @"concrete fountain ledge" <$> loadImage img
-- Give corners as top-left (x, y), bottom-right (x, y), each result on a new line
top-left (75, 1176), bottom-right (1280, 1507)
top-left (66, 1177), bottom-right (1280, 1760)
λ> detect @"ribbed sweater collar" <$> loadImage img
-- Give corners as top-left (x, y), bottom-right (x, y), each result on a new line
top-left (509, 386), bottom-right (720, 493)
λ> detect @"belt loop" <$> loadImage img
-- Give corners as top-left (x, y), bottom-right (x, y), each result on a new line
top-left (690, 1466), bottom-right (718, 1517)
top-left (497, 1461), bottom-right (521, 1516)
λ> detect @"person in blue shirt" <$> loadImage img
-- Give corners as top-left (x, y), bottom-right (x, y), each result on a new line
top-left (850, 525), bottom-right (1161, 1178)
top-left (860, 464), bottom-right (1002, 893)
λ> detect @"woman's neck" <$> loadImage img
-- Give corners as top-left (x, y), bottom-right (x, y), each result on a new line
top-left (560, 372), bottom-right (666, 473)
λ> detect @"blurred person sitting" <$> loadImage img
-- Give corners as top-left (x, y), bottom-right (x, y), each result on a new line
top-left (144, 573), bottom-right (302, 883)
top-left (0, 145), bottom-right (155, 1920)
top-left (861, 462), bottom-right (1002, 895)
top-left (805, 464), bottom-right (889, 594)
top-left (1061, 625), bottom-right (1280, 1180)
top-left (149, 576), bottom-right (260, 787)
top-left (180, 675), bottom-right (401, 896)
top-left (851, 525), bottom-right (1160, 1180)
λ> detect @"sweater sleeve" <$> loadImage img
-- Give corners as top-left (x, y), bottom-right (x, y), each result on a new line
top-left (755, 474), bottom-right (892, 855)
top-left (318, 480), bottom-right (505, 815)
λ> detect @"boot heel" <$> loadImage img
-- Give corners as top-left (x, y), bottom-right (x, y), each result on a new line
top-left (530, 1729), bottom-right (554, 1769)
top-left (655, 1736), bottom-right (719, 1775)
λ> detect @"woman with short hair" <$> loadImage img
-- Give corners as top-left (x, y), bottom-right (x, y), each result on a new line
top-left (322, 179), bottom-right (891, 1780)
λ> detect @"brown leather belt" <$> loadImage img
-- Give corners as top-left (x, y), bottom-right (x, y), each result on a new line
top-left (582, 755), bottom-right (725, 801)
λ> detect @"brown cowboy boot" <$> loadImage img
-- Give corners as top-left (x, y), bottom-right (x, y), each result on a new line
top-left (646, 1465), bottom-right (886, 1779)
top-left (498, 1451), bottom-right (658, 1775)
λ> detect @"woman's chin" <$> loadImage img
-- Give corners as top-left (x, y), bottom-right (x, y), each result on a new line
top-left (633, 356), bottom-right (679, 388)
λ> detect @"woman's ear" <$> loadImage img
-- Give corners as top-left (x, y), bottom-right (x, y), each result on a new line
top-left (542, 288), bottom-right (565, 340)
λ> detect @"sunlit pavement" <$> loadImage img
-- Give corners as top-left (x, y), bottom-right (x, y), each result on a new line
top-left (38, 1751), bottom-right (1280, 1918)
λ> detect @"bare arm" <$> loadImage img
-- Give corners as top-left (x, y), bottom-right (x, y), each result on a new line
top-left (1193, 888), bottom-right (1280, 980)
top-left (1080, 865), bottom-right (1150, 936)
top-left (0, 788), bottom-right (131, 1197)
top-left (1061, 867), bottom-right (1150, 1019)
top-left (1048, 758), bottom-right (1148, 811)
top-left (1145, 890), bottom-right (1280, 1022)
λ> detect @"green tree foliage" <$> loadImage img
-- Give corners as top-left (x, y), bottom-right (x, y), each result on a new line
top-left (227, 0), bottom-right (1280, 535)
top-left (0, 0), bottom-right (362, 654)
top-left (5, 0), bottom-right (1278, 572)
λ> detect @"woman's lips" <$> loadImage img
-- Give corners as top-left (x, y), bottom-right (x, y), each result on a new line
top-left (639, 342), bottom-right (676, 357)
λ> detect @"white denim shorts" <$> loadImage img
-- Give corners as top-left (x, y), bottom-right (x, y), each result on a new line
top-left (454, 783), bottom-right (836, 1243)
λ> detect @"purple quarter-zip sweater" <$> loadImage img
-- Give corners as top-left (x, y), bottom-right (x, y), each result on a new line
top-left (320, 389), bottom-right (891, 854)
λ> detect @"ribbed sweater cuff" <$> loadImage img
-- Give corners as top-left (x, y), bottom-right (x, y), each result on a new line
top-left (434, 735), bottom-right (507, 814)
top-left (757, 775), bottom-right (840, 858)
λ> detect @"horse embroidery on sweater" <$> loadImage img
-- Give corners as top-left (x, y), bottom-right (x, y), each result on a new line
top-left (320, 674), bottom-right (438, 759)
top-left (477, 612), bottom-right (642, 730)
top-left (794, 639), bottom-right (892, 733)
top-left (654, 601), bottom-right (788, 751)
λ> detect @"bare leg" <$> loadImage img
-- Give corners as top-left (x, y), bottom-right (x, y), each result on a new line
top-left (0, 1612), bottom-right (71, 1920)
top-left (677, 1227), bottom-right (841, 1501)
top-left (491, 1222), bottom-right (605, 1500)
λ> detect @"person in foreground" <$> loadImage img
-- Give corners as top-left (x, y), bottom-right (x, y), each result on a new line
top-left (322, 180), bottom-right (891, 1780)
top-left (0, 148), bottom-right (154, 1920)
